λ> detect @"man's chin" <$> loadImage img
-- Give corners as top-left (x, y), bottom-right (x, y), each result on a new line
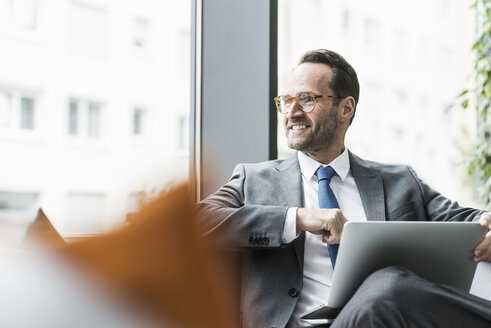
top-left (287, 140), bottom-right (309, 151)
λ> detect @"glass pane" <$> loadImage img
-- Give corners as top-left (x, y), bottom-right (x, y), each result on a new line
top-left (0, 191), bottom-right (39, 222)
top-left (277, 0), bottom-right (477, 206)
top-left (0, 91), bottom-right (12, 127)
top-left (20, 96), bottom-right (34, 129)
top-left (178, 115), bottom-right (188, 151)
top-left (133, 18), bottom-right (149, 48)
top-left (0, 1), bottom-right (191, 235)
top-left (87, 102), bottom-right (100, 138)
top-left (68, 100), bottom-right (78, 135)
top-left (0, 191), bottom-right (38, 210)
top-left (133, 108), bottom-right (143, 135)
top-left (17, 0), bottom-right (38, 30)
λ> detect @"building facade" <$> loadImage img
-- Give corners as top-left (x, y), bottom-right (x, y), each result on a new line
top-left (0, 0), bottom-right (190, 235)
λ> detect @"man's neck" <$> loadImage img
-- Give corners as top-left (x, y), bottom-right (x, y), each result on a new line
top-left (301, 145), bottom-right (345, 165)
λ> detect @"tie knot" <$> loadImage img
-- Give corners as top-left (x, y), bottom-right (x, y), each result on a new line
top-left (316, 166), bottom-right (336, 181)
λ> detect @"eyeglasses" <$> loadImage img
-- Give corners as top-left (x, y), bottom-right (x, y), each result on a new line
top-left (274, 93), bottom-right (339, 114)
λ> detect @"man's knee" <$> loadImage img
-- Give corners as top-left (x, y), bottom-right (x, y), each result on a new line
top-left (357, 266), bottom-right (420, 308)
top-left (333, 267), bottom-right (419, 327)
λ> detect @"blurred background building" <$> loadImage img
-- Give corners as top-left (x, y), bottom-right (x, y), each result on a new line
top-left (0, 0), bottom-right (191, 235)
top-left (0, 0), bottom-right (480, 236)
top-left (278, 0), bottom-right (478, 208)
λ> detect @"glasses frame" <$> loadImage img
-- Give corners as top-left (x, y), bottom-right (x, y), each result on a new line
top-left (274, 93), bottom-right (339, 114)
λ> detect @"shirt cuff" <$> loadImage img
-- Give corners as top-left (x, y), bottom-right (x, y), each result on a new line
top-left (282, 207), bottom-right (299, 243)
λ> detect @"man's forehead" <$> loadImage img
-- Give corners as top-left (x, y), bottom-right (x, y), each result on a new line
top-left (282, 63), bottom-right (333, 94)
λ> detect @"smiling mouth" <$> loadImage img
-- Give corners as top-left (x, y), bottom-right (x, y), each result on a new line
top-left (291, 125), bottom-right (308, 130)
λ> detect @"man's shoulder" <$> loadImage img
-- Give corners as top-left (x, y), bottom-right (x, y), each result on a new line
top-left (237, 154), bottom-right (297, 171)
top-left (238, 158), bottom-right (291, 171)
top-left (349, 152), bottom-right (413, 176)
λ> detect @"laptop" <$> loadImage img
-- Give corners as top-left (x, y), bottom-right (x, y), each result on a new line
top-left (301, 221), bottom-right (487, 320)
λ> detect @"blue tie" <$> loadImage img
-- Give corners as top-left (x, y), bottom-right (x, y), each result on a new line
top-left (316, 166), bottom-right (340, 269)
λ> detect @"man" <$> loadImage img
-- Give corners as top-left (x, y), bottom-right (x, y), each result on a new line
top-left (197, 49), bottom-right (491, 328)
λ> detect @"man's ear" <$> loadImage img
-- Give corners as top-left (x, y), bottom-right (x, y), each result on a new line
top-left (339, 96), bottom-right (355, 123)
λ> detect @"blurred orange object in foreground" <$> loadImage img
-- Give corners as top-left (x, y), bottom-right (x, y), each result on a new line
top-left (60, 184), bottom-right (239, 328)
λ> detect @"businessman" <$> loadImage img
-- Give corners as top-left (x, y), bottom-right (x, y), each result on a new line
top-left (197, 49), bottom-right (491, 328)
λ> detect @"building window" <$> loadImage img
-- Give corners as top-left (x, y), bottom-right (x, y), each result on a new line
top-left (133, 18), bottom-right (149, 48)
top-left (341, 8), bottom-right (351, 33)
top-left (0, 91), bottom-right (12, 127)
top-left (69, 1), bottom-right (108, 49)
top-left (1, 0), bottom-right (39, 31)
top-left (20, 96), bottom-right (35, 129)
top-left (68, 100), bottom-right (78, 135)
top-left (87, 102), bottom-right (100, 138)
top-left (64, 193), bottom-right (105, 234)
top-left (363, 17), bottom-right (381, 50)
top-left (178, 114), bottom-right (189, 151)
top-left (0, 191), bottom-right (39, 222)
top-left (0, 89), bottom-right (37, 131)
top-left (68, 98), bottom-right (103, 139)
top-left (132, 108), bottom-right (145, 135)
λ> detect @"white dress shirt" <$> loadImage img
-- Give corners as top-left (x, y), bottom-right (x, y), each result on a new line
top-left (284, 149), bottom-right (367, 328)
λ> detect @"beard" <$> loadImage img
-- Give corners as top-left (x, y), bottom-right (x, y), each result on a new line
top-left (285, 108), bottom-right (338, 152)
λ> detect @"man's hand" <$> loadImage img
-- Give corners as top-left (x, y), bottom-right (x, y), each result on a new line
top-left (474, 212), bottom-right (491, 263)
top-left (296, 208), bottom-right (348, 244)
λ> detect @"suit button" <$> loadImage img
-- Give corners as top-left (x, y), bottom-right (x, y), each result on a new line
top-left (288, 288), bottom-right (299, 298)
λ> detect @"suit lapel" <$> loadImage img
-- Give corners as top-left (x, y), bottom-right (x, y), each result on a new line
top-left (276, 153), bottom-right (305, 271)
top-left (349, 151), bottom-right (386, 221)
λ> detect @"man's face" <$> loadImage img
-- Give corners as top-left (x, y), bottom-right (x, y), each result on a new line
top-left (281, 63), bottom-right (340, 153)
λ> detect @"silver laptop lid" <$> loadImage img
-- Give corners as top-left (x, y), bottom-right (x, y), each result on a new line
top-left (327, 221), bottom-right (487, 309)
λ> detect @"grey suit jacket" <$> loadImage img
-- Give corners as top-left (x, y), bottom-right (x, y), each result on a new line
top-left (197, 151), bottom-right (484, 328)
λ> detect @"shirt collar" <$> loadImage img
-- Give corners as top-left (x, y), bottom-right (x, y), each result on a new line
top-left (297, 148), bottom-right (350, 182)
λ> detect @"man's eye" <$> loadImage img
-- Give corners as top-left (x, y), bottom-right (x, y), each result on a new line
top-left (299, 95), bottom-right (314, 104)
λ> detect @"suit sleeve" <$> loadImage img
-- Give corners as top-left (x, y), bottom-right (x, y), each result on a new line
top-left (408, 166), bottom-right (486, 222)
top-left (196, 164), bottom-right (291, 248)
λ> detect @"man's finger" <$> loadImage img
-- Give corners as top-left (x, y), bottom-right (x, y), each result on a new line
top-left (322, 233), bottom-right (340, 244)
top-left (474, 231), bottom-right (491, 262)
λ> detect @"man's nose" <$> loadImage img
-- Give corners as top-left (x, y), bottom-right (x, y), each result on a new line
top-left (286, 100), bottom-right (304, 119)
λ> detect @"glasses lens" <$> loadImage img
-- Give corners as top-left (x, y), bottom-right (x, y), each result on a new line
top-left (298, 94), bottom-right (315, 112)
top-left (276, 96), bottom-right (292, 113)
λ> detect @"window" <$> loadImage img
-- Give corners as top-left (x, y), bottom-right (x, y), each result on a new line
top-left (20, 97), bottom-right (35, 129)
top-left (68, 99), bottom-right (103, 139)
top-left (0, 89), bottom-right (37, 131)
top-left (0, 191), bottom-right (39, 222)
top-left (132, 108), bottom-right (145, 136)
top-left (64, 193), bottom-right (105, 234)
top-left (87, 102), bottom-right (100, 138)
top-left (69, 2), bottom-right (108, 49)
top-left (0, 0), bottom-right (39, 31)
top-left (277, 0), bottom-right (477, 206)
top-left (0, 1), bottom-right (191, 236)
top-left (178, 114), bottom-right (189, 152)
top-left (133, 18), bottom-right (149, 48)
top-left (0, 91), bottom-right (12, 127)
top-left (364, 18), bottom-right (381, 50)
top-left (68, 100), bottom-right (78, 135)
top-left (341, 8), bottom-right (351, 33)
